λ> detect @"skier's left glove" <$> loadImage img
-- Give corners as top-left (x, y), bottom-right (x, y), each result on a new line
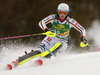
top-left (80, 36), bottom-right (87, 44)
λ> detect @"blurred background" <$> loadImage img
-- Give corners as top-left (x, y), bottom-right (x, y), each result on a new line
top-left (0, 0), bottom-right (100, 48)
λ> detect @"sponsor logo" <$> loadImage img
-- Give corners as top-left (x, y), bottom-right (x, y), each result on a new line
top-left (66, 22), bottom-right (69, 25)
top-left (60, 31), bottom-right (69, 36)
top-left (54, 19), bottom-right (57, 23)
top-left (77, 25), bottom-right (84, 30)
top-left (44, 18), bottom-right (50, 22)
top-left (72, 20), bottom-right (75, 23)
top-left (47, 37), bottom-right (52, 42)
top-left (52, 15), bottom-right (55, 18)
top-left (57, 24), bottom-right (65, 28)
top-left (75, 22), bottom-right (78, 25)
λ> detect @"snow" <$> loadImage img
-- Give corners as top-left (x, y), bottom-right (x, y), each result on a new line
top-left (0, 19), bottom-right (100, 75)
top-left (87, 19), bottom-right (100, 46)
top-left (0, 52), bottom-right (100, 75)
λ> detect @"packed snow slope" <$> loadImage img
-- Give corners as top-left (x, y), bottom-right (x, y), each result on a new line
top-left (0, 19), bottom-right (100, 75)
top-left (0, 52), bottom-right (100, 75)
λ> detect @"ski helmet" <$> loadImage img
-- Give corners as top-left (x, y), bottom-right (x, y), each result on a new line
top-left (57, 3), bottom-right (69, 15)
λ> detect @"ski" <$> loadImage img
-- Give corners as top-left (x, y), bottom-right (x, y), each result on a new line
top-left (7, 59), bottom-right (43, 70)
top-left (7, 59), bottom-right (18, 70)
top-left (35, 60), bottom-right (43, 65)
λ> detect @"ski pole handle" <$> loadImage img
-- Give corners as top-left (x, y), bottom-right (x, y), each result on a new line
top-left (80, 42), bottom-right (100, 50)
top-left (0, 31), bottom-right (56, 40)
top-left (80, 42), bottom-right (89, 47)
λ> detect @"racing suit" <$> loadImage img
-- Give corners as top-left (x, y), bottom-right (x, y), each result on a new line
top-left (37, 14), bottom-right (86, 53)
top-left (18, 14), bottom-right (86, 65)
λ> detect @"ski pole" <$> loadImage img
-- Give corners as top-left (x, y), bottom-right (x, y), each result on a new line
top-left (80, 42), bottom-right (100, 50)
top-left (88, 44), bottom-right (100, 50)
top-left (0, 31), bottom-right (56, 40)
top-left (44, 46), bottom-right (56, 57)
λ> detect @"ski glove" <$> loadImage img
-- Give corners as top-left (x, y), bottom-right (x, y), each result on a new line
top-left (80, 37), bottom-right (87, 44)
top-left (48, 28), bottom-right (56, 33)
top-left (44, 28), bottom-right (49, 32)
top-left (45, 28), bottom-right (55, 33)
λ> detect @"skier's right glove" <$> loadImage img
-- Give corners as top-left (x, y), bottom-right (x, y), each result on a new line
top-left (80, 36), bottom-right (87, 44)
top-left (45, 28), bottom-right (55, 33)
top-left (48, 28), bottom-right (56, 33)
top-left (44, 28), bottom-right (56, 37)
top-left (44, 28), bottom-right (49, 32)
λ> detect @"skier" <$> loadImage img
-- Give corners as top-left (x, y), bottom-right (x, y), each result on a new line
top-left (7, 3), bottom-right (87, 70)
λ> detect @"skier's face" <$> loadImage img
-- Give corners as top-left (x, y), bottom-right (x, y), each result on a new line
top-left (59, 14), bottom-right (66, 20)
top-left (58, 11), bottom-right (67, 20)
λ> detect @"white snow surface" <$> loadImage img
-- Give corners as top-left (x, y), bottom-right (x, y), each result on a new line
top-left (0, 19), bottom-right (100, 75)
top-left (0, 51), bottom-right (100, 75)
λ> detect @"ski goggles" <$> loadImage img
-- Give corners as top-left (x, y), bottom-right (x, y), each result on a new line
top-left (58, 11), bottom-right (67, 15)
